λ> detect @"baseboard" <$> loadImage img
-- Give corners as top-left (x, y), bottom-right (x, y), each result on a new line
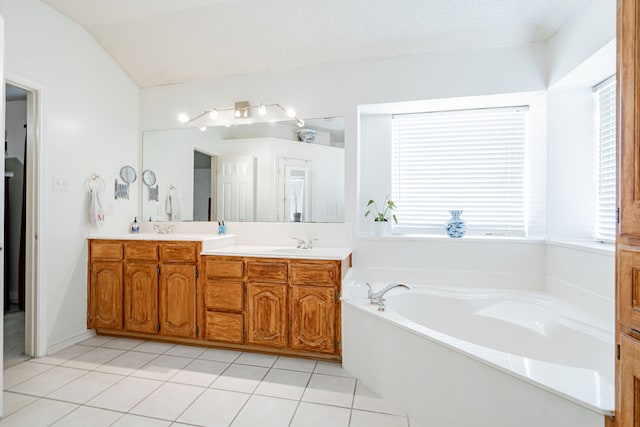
top-left (46, 329), bottom-right (96, 355)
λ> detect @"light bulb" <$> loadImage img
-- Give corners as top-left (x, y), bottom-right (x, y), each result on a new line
top-left (234, 109), bottom-right (241, 118)
top-left (286, 108), bottom-right (296, 118)
top-left (258, 103), bottom-right (266, 115)
top-left (199, 126), bottom-right (207, 132)
top-left (208, 109), bottom-right (218, 120)
top-left (178, 113), bottom-right (190, 123)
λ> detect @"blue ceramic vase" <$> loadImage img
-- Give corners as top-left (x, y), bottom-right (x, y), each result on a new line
top-left (445, 210), bottom-right (467, 238)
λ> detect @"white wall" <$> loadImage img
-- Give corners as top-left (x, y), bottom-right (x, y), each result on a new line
top-left (141, 43), bottom-right (549, 288)
top-left (0, 0), bottom-right (140, 349)
top-left (544, 0), bottom-right (616, 321)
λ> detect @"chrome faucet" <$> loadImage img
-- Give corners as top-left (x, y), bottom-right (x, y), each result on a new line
top-left (153, 224), bottom-right (174, 234)
top-left (364, 282), bottom-right (410, 311)
top-left (292, 236), bottom-right (317, 249)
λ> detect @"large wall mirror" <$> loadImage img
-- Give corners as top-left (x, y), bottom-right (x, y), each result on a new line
top-left (142, 117), bottom-right (345, 223)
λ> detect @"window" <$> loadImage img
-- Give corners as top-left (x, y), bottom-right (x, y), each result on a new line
top-left (391, 106), bottom-right (527, 236)
top-left (595, 76), bottom-right (616, 242)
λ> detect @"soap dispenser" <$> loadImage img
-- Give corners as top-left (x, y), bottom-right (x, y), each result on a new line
top-left (131, 217), bottom-right (140, 234)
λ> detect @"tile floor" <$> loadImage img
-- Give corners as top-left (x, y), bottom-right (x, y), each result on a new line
top-left (1, 336), bottom-right (415, 426)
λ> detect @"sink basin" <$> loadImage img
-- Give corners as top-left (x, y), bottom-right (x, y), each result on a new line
top-left (271, 248), bottom-right (318, 255)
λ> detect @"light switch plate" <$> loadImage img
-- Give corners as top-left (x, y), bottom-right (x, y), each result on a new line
top-left (52, 175), bottom-right (69, 191)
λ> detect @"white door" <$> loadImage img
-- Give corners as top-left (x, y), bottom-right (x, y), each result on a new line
top-left (217, 155), bottom-right (255, 221)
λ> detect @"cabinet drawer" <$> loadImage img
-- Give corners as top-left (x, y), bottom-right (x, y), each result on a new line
top-left (205, 281), bottom-right (243, 312)
top-left (204, 258), bottom-right (244, 279)
top-left (290, 262), bottom-right (337, 286)
top-left (91, 241), bottom-right (123, 261)
top-left (205, 311), bottom-right (243, 344)
top-left (246, 261), bottom-right (287, 282)
top-left (160, 242), bottom-right (198, 263)
top-left (124, 242), bottom-right (158, 262)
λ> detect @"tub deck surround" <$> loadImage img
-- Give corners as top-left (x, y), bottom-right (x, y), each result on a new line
top-left (87, 236), bottom-right (352, 361)
top-left (342, 281), bottom-right (614, 427)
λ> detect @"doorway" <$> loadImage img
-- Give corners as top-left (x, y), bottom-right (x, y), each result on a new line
top-left (193, 150), bottom-right (216, 221)
top-left (4, 83), bottom-right (27, 368)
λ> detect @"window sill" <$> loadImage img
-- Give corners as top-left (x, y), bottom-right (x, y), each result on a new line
top-left (545, 239), bottom-right (614, 256)
top-left (358, 233), bottom-right (544, 244)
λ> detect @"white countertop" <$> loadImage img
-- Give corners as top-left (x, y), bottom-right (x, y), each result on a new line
top-left (89, 233), bottom-right (229, 241)
top-left (201, 245), bottom-right (352, 260)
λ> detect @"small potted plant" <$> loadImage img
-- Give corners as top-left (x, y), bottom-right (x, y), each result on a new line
top-left (365, 196), bottom-right (397, 236)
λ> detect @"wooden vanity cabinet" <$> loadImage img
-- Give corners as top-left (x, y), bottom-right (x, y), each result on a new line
top-left (89, 239), bottom-right (199, 339)
top-left (201, 255), bottom-right (346, 359)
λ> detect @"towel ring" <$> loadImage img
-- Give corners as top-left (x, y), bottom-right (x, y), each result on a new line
top-left (88, 174), bottom-right (105, 191)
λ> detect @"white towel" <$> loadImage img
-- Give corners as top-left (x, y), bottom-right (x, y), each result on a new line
top-left (89, 188), bottom-right (106, 227)
top-left (165, 186), bottom-right (181, 221)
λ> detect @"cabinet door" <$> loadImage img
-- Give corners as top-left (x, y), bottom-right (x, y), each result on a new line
top-left (159, 264), bottom-right (196, 338)
top-left (124, 262), bottom-right (158, 334)
top-left (90, 261), bottom-right (123, 330)
top-left (246, 282), bottom-right (287, 348)
top-left (620, 333), bottom-right (640, 427)
top-left (290, 286), bottom-right (336, 354)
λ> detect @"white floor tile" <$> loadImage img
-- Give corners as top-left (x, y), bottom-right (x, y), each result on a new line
top-left (131, 354), bottom-right (192, 381)
top-left (165, 344), bottom-right (206, 359)
top-left (9, 366), bottom-right (87, 397)
top-left (349, 409), bottom-right (409, 427)
top-left (111, 414), bottom-right (172, 427)
top-left (234, 352), bottom-right (278, 367)
top-left (3, 391), bottom-right (37, 417)
top-left (130, 382), bottom-right (204, 421)
top-left (290, 401), bottom-right (351, 427)
top-left (168, 358), bottom-right (229, 387)
top-left (95, 350), bottom-right (158, 376)
top-left (102, 337), bottom-right (145, 350)
top-left (80, 335), bottom-right (115, 347)
top-left (231, 394), bottom-right (298, 427)
top-left (46, 371), bottom-right (124, 404)
top-left (198, 347), bottom-right (241, 363)
top-left (87, 377), bottom-right (163, 412)
top-left (177, 388), bottom-right (249, 426)
top-left (210, 363), bottom-right (268, 393)
top-left (133, 341), bottom-right (175, 354)
top-left (301, 373), bottom-right (356, 408)
top-left (0, 397), bottom-right (77, 427)
top-left (313, 361), bottom-right (353, 377)
top-left (3, 361), bottom-right (53, 388)
top-left (50, 405), bottom-right (122, 426)
top-left (32, 345), bottom-right (94, 366)
top-left (255, 368), bottom-right (310, 400)
top-left (353, 380), bottom-right (405, 415)
top-left (273, 356), bottom-right (317, 372)
top-left (61, 347), bottom-right (125, 370)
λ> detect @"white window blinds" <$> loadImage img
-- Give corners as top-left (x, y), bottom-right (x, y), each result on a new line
top-left (391, 106), bottom-right (527, 236)
top-left (595, 76), bottom-right (616, 242)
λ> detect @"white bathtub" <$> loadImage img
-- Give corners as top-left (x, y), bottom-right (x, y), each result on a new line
top-left (342, 283), bottom-right (614, 427)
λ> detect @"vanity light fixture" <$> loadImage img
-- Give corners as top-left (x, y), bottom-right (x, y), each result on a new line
top-left (178, 101), bottom-right (305, 127)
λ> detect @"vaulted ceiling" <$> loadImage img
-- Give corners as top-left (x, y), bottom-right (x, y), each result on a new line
top-left (42, 0), bottom-right (589, 88)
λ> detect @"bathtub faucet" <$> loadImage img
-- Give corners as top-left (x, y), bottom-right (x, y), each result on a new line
top-left (364, 282), bottom-right (410, 311)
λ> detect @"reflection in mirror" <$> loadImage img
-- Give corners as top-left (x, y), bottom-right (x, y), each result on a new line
top-left (142, 117), bottom-right (345, 223)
